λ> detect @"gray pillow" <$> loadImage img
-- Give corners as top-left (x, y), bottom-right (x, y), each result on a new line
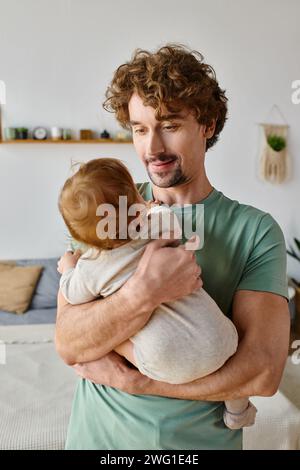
top-left (17, 258), bottom-right (60, 310)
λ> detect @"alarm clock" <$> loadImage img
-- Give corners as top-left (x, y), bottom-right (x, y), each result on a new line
top-left (33, 127), bottom-right (48, 140)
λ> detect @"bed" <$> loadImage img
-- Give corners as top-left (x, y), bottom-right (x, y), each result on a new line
top-left (0, 323), bottom-right (77, 449)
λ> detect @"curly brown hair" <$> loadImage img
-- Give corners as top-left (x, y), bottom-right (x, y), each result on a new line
top-left (103, 44), bottom-right (228, 150)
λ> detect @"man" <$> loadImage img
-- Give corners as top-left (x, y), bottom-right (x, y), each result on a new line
top-left (55, 44), bottom-right (290, 450)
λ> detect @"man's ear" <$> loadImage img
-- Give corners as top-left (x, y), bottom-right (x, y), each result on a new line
top-left (203, 120), bottom-right (216, 139)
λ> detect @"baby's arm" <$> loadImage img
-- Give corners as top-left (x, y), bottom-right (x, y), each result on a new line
top-left (58, 251), bottom-right (98, 305)
top-left (58, 251), bottom-right (141, 365)
top-left (57, 250), bottom-right (81, 275)
top-left (114, 340), bottom-right (138, 367)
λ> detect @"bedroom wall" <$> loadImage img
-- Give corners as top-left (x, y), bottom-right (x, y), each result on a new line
top-left (0, 0), bottom-right (299, 279)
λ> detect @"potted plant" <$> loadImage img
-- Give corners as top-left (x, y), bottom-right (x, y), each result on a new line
top-left (267, 134), bottom-right (286, 152)
top-left (16, 127), bottom-right (28, 139)
top-left (287, 238), bottom-right (300, 334)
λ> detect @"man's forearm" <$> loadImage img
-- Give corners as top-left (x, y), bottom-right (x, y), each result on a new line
top-left (55, 283), bottom-right (153, 365)
top-left (144, 337), bottom-right (279, 401)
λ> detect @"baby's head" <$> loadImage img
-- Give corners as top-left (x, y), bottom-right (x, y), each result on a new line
top-left (58, 158), bottom-right (145, 250)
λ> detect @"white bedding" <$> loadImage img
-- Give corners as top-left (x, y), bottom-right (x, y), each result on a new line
top-left (243, 358), bottom-right (300, 450)
top-left (243, 391), bottom-right (300, 450)
top-left (0, 324), bottom-right (77, 450)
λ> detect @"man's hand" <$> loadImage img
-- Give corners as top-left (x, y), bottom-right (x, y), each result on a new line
top-left (57, 250), bottom-right (81, 274)
top-left (126, 236), bottom-right (202, 309)
top-left (73, 351), bottom-right (151, 394)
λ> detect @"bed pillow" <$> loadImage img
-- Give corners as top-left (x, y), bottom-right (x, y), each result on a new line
top-left (0, 262), bottom-right (43, 314)
top-left (17, 258), bottom-right (60, 310)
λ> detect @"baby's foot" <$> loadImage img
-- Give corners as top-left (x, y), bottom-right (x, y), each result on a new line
top-left (223, 401), bottom-right (257, 430)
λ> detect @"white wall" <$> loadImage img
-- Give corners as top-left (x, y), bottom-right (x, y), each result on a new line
top-left (0, 0), bottom-right (299, 278)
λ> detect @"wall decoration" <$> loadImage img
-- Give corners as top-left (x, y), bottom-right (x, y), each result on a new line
top-left (258, 105), bottom-right (290, 184)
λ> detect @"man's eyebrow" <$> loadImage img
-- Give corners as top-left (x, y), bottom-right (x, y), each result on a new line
top-left (129, 121), bottom-right (143, 126)
top-left (158, 113), bottom-right (186, 121)
top-left (130, 113), bottom-right (186, 126)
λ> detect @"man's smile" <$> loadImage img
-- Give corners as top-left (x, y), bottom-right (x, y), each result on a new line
top-left (148, 156), bottom-right (178, 172)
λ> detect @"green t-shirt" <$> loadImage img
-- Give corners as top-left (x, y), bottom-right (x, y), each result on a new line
top-left (65, 185), bottom-right (288, 450)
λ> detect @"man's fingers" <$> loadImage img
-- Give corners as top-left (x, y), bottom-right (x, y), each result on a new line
top-left (147, 236), bottom-right (181, 251)
top-left (183, 234), bottom-right (200, 251)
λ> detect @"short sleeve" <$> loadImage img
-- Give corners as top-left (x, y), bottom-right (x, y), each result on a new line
top-left (237, 214), bottom-right (289, 300)
top-left (59, 266), bottom-right (97, 305)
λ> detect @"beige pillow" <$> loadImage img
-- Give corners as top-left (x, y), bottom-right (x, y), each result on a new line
top-left (0, 262), bottom-right (43, 314)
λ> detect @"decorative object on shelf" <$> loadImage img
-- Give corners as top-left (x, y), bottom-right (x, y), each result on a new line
top-left (16, 127), bottom-right (28, 139)
top-left (4, 127), bottom-right (16, 140)
top-left (80, 129), bottom-right (93, 140)
top-left (0, 80), bottom-right (6, 106)
top-left (0, 105), bottom-right (2, 141)
top-left (115, 130), bottom-right (132, 142)
top-left (62, 128), bottom-right (72, 140)
top-left (0, 84), bottom-right (5, 141)
top-left (258, 105), bottom-right (290, 184)
top-left (32, 127), bottom-right (48, 140)
top-left (50, 127), bottom-right (62, 141)
top-left (100, 129), bottom-right (110, 139)
top-left (287, 237), bottom-right (300, 334)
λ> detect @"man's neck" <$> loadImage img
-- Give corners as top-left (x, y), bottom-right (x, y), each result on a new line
top-left (151, 174), bottom-right (214, 206)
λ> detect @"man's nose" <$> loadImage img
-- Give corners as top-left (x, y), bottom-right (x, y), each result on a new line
top-left (146, 132), bottom-right (165, 157)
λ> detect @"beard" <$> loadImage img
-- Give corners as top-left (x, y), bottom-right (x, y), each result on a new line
top-left (146, 154), bottom-right (187, 188)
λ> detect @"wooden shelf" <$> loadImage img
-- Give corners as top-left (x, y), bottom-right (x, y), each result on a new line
top-left (0, 139), bottom-right (132, 144)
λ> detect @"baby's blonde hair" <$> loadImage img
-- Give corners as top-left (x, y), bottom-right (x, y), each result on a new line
top-left (58, 158), bottom-right (143, 250)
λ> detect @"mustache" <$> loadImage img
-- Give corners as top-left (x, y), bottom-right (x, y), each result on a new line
top-left (146, 154), bottom-right (178, 164)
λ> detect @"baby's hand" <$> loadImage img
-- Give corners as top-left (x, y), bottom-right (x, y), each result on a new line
top-left (145, 198), bottom-right (163, 210)
top-left (57, 250), bottom-right (82, 274)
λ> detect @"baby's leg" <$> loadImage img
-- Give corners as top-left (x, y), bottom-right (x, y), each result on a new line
top-left (223, 398), bottom-right (257, 429)
top-left (114, 340), bottom-right (137, 367)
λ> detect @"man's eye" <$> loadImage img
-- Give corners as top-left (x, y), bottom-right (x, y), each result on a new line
top-left (134, 128), bottom-right (146, 134)
top-left (163, 125), bottom-right (178, 131)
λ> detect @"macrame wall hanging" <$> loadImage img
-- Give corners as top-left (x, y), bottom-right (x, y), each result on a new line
top-left (258, 105), bottom-right (290, 184)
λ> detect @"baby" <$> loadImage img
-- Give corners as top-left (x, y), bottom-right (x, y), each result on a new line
top-left (58, 157), bottom-right (257, 430)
